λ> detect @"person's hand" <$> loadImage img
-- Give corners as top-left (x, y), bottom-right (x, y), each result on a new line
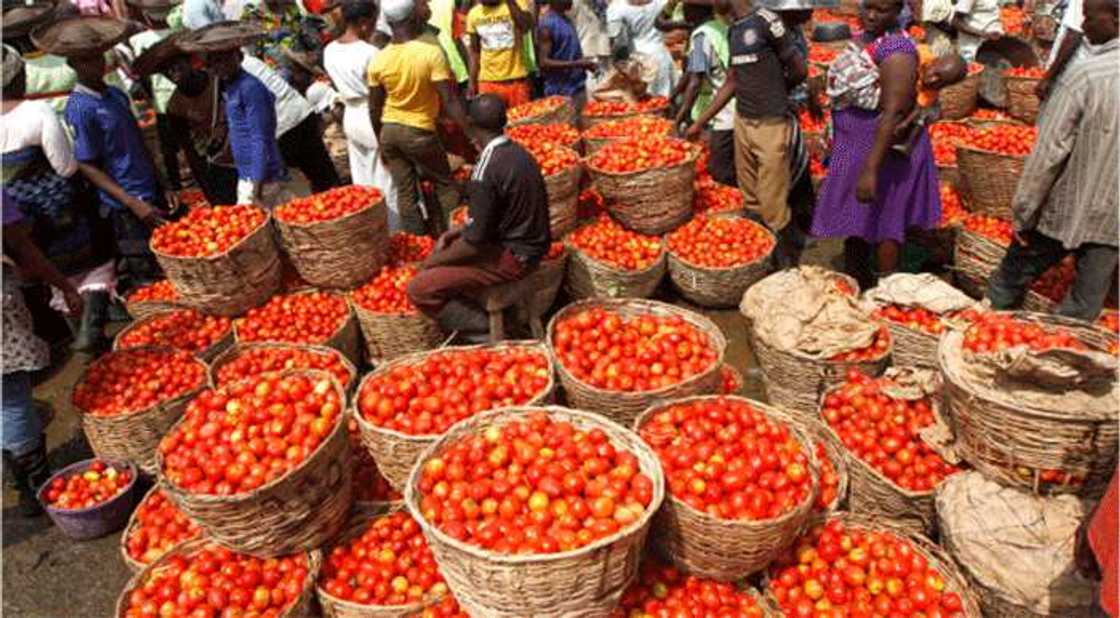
top-left (986, 31), bottom-right (1002, 41)
top-left (683, 123), bottom-right (703, 141)
top-left (467, 82), bottom-right (478, 98)
top-left (61, 286), bottom-right (83, 316)
top-left (1034, 77), bottom-right (1052, 100)
top-left (856, 167), bottom-right (878, 203)
top-left (581, 59), bottom-right (599, 71)
top-left (126, 196), bottom-right (168, 229)
top-left (1012, 229), bottom-right (1031, 247)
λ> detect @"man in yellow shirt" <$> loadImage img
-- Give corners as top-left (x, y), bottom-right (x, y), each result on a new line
top-left (369, 0), bottom-right (469, 236)
top-left (466, 0), bottom-right (534, 107)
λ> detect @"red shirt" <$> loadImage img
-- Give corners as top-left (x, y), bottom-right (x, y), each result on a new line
top-left (1090, 468), bottom-right (1119, 617)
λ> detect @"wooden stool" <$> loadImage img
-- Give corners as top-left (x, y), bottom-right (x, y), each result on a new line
top-left (473, 256), bottom-right (566, 342)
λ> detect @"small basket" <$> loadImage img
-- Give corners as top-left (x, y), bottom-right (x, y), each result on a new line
top-left (952, 226), bottom-right (1007, 299)
top-left (588, 148), bottom-right (698, 236)
top-left (158, 370), bottom-right (354, 557)
top-left (564, 235), bottom-right (666, 300)
top-left (938, 314), bottom-right (1118, 496)
top-left (544, 162), bottom-right (582, 238)
top-left (351, 341), bottom-right (555, 491)
top-left (234, 290), bottom-right (362, 366)
top-left (74, 348), bottom-right (209, 476)
top-left (152, 208), bottom-right (283, 317)
top-left (119, 484), bottom-right (203, 573)
top-left (404, 406), bottom-right (665, 618)
top-left (940, 71), bottom-right (981, 120)
top-left (665, 218), bottom-right (775, 308)
top-left (114, 539), bottom-right (322, 618)
top-left (508, 97), bottom-right (576, 127)
top-left (1004, 75), bottom-right (1041, 125)
top-left (209, 341), bottom-right (358, 395)
top-left (349, 298), bottom-right (443, 363)
top-left (39, 459), bottom-right (142, 541)
top-left (547, 298), bottom-right (726, 427)
top-left (955, 145), bottom-right (1026, 220)
top-left (112, 309), bottom-right (234, 363)
top-left (274, 194), bottom-right (390, 290)
top-left (634, 396), bottom-right (818, 581)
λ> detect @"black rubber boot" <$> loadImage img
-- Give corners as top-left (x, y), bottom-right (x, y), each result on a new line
top-left (3, 439), bottom-right (51, 517)
top-left (71, 290), bottom-right (110, 353)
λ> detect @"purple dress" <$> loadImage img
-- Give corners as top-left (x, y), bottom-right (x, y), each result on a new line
top-left (810, 34), bottom-right (941, 243)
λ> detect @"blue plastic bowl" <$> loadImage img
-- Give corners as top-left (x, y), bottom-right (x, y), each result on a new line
top-left (37, 459), bottom-right (142, 541)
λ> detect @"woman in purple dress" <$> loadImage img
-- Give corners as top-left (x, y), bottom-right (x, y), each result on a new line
top-left (810, 0), bottom-right (940, 288)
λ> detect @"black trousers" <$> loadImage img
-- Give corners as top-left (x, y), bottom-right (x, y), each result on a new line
top-left (708, 129), bottom-right (737, 188)
top-left (278, 114), bottom-right (341, 193)
top-left (155, 114), bottom-right (183, 191)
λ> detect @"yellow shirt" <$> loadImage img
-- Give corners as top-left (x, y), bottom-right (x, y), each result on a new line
top-left (467, 0), bottom-right (530, 82)
top-left (367, 39), bottom-right (451, 132)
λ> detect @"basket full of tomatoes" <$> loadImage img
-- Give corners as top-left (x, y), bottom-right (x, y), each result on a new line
top-left (581, 115), bottom-right (673, 155)
top-left (119, 485), bottom-right (204, 572)
top-left (955, 124), bottom-right (1036, 219)
top-left (157, 369), bottom-right (353, 556)
top-left (234, 290), bottom-right (361, 366)
top-left (586, 136), bottom-right (698, 236)
top-left (520, 140), bottom-right (583, 238)
top-left (665, 215), bottom-right (776, 308)
top-left (113, 308), bottom-right (234, 362)
top-left (634, 395), bottom-right (820, 580)
top-left (940, 62), bottom-right (984, 120)
top-left (150, 204), bottom-right (282, 317)
top-left (582, 97), bottom-right (670, 128)
top-left (72, 347), bottom-right (209, 475)
top-left (273, 186), bottom-right (389, 290)
top-left (349, 263), bottom-right (444, 362)
top-left (507, 95), bottom-right (575, 127)
top-left (1003, 66), bottom-right (1045, 124)
top-left (124, 279), bottom-right (181, 320)
top-left (613, 559), bottom-right (770, 617)
top-left (868, 303), bottom-right (955, 369)
top-left (564, 214), bottom-right (666, 300)
top-left (39, 459), bottom-right (142, 540)
top-left (404, 406), bottom-right (665, 617)
top-left (938, 311), bottom-right (1118, 496)
top-left (210, 341), bottom-right (358, 398)
top-left (953, 213), bottom-right (1012, 298)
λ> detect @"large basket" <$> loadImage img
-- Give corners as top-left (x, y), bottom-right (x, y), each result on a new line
top-left (564, 236), bottom-right (666, 300)
top-left (119, 484), bottom-right (203, 573)
top-left (938, 314), bottom-right (1118, 496)
top-left (955, 145), bottom-right (1026, 220)
top-left (581, 114), bottom-right (672, 156)
top-left (634, 396), bottom-right (818, 581)
top-left (665, 220), bottom-right (775, 308)
top-left (350, 298), bottom-right (443, 363)
top-left (209, 341), bottom-right (358, 395)
top-left (509, 97), bottom-right (575, 127)
top-left (1004, 75), bottom-right (1041, 124)
top-left (152, 209), bottom-right (282, 317)
top-left (112, 309), bottom-right (234, 363)
top-left (588, 149), bottom-right (698, 235)
top-left (352, 341), bottom-right (555, 491)
top-left (545, 163), bottom-right (581, 238)
top-left (940, 71), bottom-right (981, 120)
top-left (114, 539), bottom-right (322, 618)
top-left (158, 370), bottom-right (354, 556)
top-left (404, 406), bottom-right (665, 618)
top-left (881, 320), bottom-right (941, 369)
top-left (547, 299), bottom-right (726, 426)
top-left (234, 290), bottom-right (362, 366)
top-left (952, 226), bottom-right (1007, 298)
top-left (274, 195), bottom-right (389, 290)
top-left (74, 348), bottom-right (209, 476)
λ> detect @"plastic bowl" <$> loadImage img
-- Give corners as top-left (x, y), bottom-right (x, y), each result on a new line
top-left (37, 459), bottom-right (142, 541)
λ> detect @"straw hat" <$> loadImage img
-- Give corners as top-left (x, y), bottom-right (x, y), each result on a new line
top-left (2, 2), bottom-right (57, 41)
top-left (131, 31), bottom-right (189, 77)
top-left (30, 16), bottom-right (132, 57)
top-left (281, 47), bottom-right (324, 76)
top-left (177, 21), bottom-right (265, 54)
top-left (125, 0), bottom-right (183, 18)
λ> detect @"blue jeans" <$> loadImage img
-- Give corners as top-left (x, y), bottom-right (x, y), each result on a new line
top-left (2, 371), bottom-right (42, 456)
top-left (987, 230), bottom-right (1119, 321)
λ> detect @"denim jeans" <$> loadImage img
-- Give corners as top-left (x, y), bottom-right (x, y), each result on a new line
top-left (2, 371), bottom-right (42, 457)
top-left (987, 230), bottom-right (1119, 321)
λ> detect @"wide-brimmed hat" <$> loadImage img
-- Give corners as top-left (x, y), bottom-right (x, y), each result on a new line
top-left (177, 21), bottom-right (265, 54)
top-left (132, 31), bottom-right (189, 76)
top-left (2, 44), bottom-right (24, 87)
top-left (30, 16), bottom-right (132, 57)
top-left (281, 47), bottom-right (323, 76)
top-left (2, 2), bottom-right (57, 41)
top-left (125, 0), bottom-right (182, 18)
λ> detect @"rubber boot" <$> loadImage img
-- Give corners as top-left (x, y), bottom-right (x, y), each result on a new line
top-left (3, 439), bottom-right (50, 517)
top-left (71, 290), bottom-right (110, 354)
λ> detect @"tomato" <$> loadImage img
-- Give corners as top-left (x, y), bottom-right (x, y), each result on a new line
top-left (583, 96), bottom-right (669, 119)
top-left (1004, 66), bottom-right (1046, 78)
top-left (666, 215), bottom-right (774, 268)
top-left (959, 125), bottom-right (1038, 157)
top-left (117, 308), bottom-right (231, 355)
top-left (692, 177), bottom-right (745, 215)
top-left (388, 232), bottom-right (435, 264)
top-left (215, 344), bottom-right (352, 389)
top-left (507, 96), bottom-right (568, 122)
top-left (871, 304), bottom-right (947, 336)
top-left (938, 183), bottom-right (967, 228)
top-left (126, 279), bottom-right (178, 304)
top-left (829, 327), bottom-right (891, 362)
top-left (505, 122), bottom-right (580, 149)
top-left (151, 205), bottom-right (266, 257)
top-left (587, 136), bottom-right (692, 174)
top-left (612, 559), bottom-right (765, 617)
top-left (43, 461), bottom-right (131, 510)
top-left (566, 214), bottom-right (662, 271)
top-left (718, 364), bottom-right (742, 395)
top-left (274, 185), bottom-right (383, 225)
top-left (583, 115), bottom-right (673, 142)
top-left (234, 291), bottom-right (349, 346)
top-left (125, 489), bottom-right (203, 565)
top-left (518, 141), bottom-right (580, 177)
top-left (962, 312), bottom-right (1089, 355)
top-left (73, 348), bottom-right (207, 417)
top-left (351, 264), bottom-right (422, 315)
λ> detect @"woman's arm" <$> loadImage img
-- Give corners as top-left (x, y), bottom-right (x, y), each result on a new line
top-left (3, 221), bottom-right (82, 315)
top-left (856, 50), bottom-right (917, 203)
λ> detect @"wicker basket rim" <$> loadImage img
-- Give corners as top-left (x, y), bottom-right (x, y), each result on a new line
top-left (955, 143), bottom-right (1029, 161)
top-left (72, 346), bottom-right (209, 418)
top-left (957, 225), bottom-right (1009, 250)
top-left (584, 104), bottom-right (668, 120)
top-left (113, 307), bottom-right (234, 352)
top-left (581, 115), bottom-right (673, 139)
top-left (584, 144), bottom-right (700, 178)
top-left (664, 217), bottom-right (776, 273)
top-left (119, 483), bottom-right (203, 571)
top-left (347, 293), bottom-right (430, 321)
top-left (150, 206), bottom-right (272, 262)
top-left (563, 234), bottom-right (666, 275)
top-left (232, 289), bottom-right (353, 346)
top-left (508, 96), bottom-right (572, 122)
top-left (1003, 73), bottom-right (1043, 83)
top-left (403, 405), bottom-right (666, 565)
top-left (273, 195), bottom-right (386, 229)
top-left (209, 341), bottom-right (357, 388)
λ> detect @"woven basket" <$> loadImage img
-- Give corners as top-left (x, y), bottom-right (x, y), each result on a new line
top-left (158, 370), bottom-right (354, 556)
top-left (509, 97), bottom-right (575, 127)
top-left (118, 484), bottom-right (203, 573)
top-left (564, 236), bottom-right (666, 300)
top-left (209, 341), bottom-right (358, 397)
top-left (404, 406), bottom-right (665, 618)
top-left (112, 309), bottom-right (234, 363)
top-left (952, 226), bottom-right (1007, 298)
top-left (665, 223), bottom-right (775, 308)
top-left (1004, 75), bottom-right (1041, 124)
top-left (152, 210), bottom-right (282, 317)
top-left (635, 396), bottom-right (818, 581)
top-left (956, 145), bottom-right (1026, 220)
top-left (545, 163), bottom-right (581, 238)
top-left (938, 315), bottom-right (1118, 496)
top-left (274, 197), bottom-right (389, 290)
top-left (801, 416), bottom-right (849, 525)
top-left (234, 290), bottom-right (362, 366)
top-left (547, 299), bottom-right (726, 427)
top-left (881, 321), bottom-right (941, 369)
top-left (124, 299), bottom-right (181, 321)
top-left (940, 72), bottom-right (981, 120)
top-left (352, 341), bottom-right (555, 491)
top-left (583, 109), bottom-right (641, 129)
top-left (588, 149), bottom-right (698, 235)
top-left (74, 348), bottom-right (208, 476)
top-left (114, 539), bottom-right (322, 618)
top-left (581, 115), bottom-right (671, 156)
top-left (350, 299), bottom-right (443, 363)
top-left (937, 164), bottom-right (961, 189)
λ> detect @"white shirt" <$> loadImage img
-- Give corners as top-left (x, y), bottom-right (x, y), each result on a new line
top-left (182, 0), bottom-right (226, 29)
top-left (1, 100), bottom-right (78, 178)
top-left (240, 55), bottom-right (314, 136)
top-left (1047, 0), bottom-right (1089, 67)
top-left (323, 39), bottom-right (377, 104)
top-left (569, 0), bottom-right (610, 58)
top-left (607, 0), bottom-right (669, 53)
top-left (954, 0), bottom-right (1003, 35)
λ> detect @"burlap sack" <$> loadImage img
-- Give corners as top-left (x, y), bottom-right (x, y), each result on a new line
top-left (864, 273), bottom-right (976, 314)
top-left (936, 471), bottom-right (1097, 616)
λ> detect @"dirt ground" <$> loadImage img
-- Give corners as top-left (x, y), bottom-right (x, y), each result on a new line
top-left (1, 238), bottom-right (842, 617)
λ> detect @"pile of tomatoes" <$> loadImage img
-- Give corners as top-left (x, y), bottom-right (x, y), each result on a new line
top-left (124, 489), bottom-right (203, 565)
top-left (589, 137), bottom-right (693, 174)
top-left (822, 372), bottom-right (961, 493)
top-left (567, 214), bottom-right (663, 271)
top-left (959, 125), bottom-right (1038, 156)
top-left (767, 519), bottom-right (967, 617)
top-left (969, 108), bottom-right (1010, 121)
top-left (42, 460), bottom-right (132, 510)
top-left (117, 309), bottom-right (231, 355)
top-left (159, 372), bottom-right (342, 494)
top-left (962, 213), bottom-right (1012, 245)
top-left (421, 596), bottom-right (469, 618)
top-left (352, 264), bottom-right (421, 315)
top-left (939, 183), bottom-right (966, 227)
top-left (1004, 66), bottom-right (1045, 79)
top-left (215, 344), bottom-right (352, 389)
top-left (507, 96), bottom-right (567, 122)
top-left (505, 122), bottom-right (579, 148)
top-left (543, 241), bottom-right (565, 261)
top-left (928, 122), bottom-right (972, 168)
top-left (320, 511), bottom-right (446, 606)
top-left (585, 97), bottom-right (670, 118)
top-left (416, 411), bottom-right (656, 554)
top-left (799, 108), bottom-right (829, 134)
top-left (584, 115), bottom-right (672, 141)
top-left (120, 545), bottom-right (311, 618)
top-left (357, 346), bottom-right (552, 435)
top-left (719, 364), bottom-right (742, 394)
top-left (521, 140), bottom-right (579, 176)
top-left (962, 313), bottom-right (1087, 354)
top-left (830, 327), bottom-right (891, 362)
top-left (127, 279), bottom-right (178, 303)
top-left (815, 442), bottom-right (841, 511)
top-left (666, 216), bottom-right (775, 268)
top-left (1000, 6), bottom-right (1027, 35)
top-left (578, 187), bottom-right (608, 218)
top-left (613, 561), bottom-right (766, 618)
top-left (552, 307), bottom-right (718, 392)
top-left (151, 205), bottom-right (266, 257)
top-left (692, 178), bottom-right (744, 215)
top-left (73, 348), bottom-right (206, 417)
top-left (275, 186), bottom-right (382, 224)
top-left (808, 45), bottom-right (840, 65)
top-left (872, 305), bottom-right (946, 336)
top-left (235, 291), bottom-right (349, 346)
top-left (639, 397), bottom-right (813, 520)
top-left (389, 232), bottom-right (434, 264)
